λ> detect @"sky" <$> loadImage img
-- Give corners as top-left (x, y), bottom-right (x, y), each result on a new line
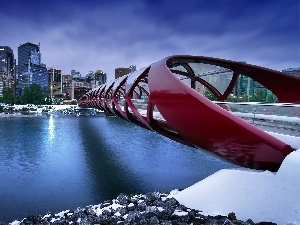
top-left (0, 0), bottom-right (299, 81)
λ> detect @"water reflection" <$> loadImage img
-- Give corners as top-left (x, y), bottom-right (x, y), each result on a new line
top-left (0, 116), bottom-right (93, 222)
top-left (48, 115), bottom-right (55, 142)
top-left (78, 117), bottom-right (144, 202)
top-left (78, 116), bottom-right (237, 194)
top-left (0, 115), bottom-right (237, 223)
top-left (0, 117), bottom-right (45, 172)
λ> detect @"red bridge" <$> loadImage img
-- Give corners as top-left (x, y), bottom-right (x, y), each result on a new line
top-left (78, 55), bottom-right (300, 172)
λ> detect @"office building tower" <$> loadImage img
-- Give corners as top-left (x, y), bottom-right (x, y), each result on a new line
top-left (0, 46), bottom-right (15, 96)
top-left (48, 68), bottom-right (62, 83)
top-left (71, 69), bottom-right (81, 78)
top-left (18, 42), bottom-right (48, 95)
top-left (115, 67), bottom-right (131, 79)
top-left (18, 42), bottom-right (39, 77)
top-left (94, 70), bottom-right (107, 86)
top-left (48, 68), bottom-right (62, 98)
top-left (282, 67), bottom-right (300, 78)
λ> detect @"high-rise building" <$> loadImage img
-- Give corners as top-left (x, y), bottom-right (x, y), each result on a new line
top-left (282, 67), bottom-right (300, 78)
top-left (129, 65), bottom-right (137, 73)
top-left (18, 42), bottom-right (48, 95)
top-left (48, 68), bottom-right (62, 83)
top-left (115, 67), bottom-right (131, 79)
top-left (94, 70), bottom-right (107, 86)
top-left (71, 69), bottom-right (81, 78)
top-left (18, 42), bottom-right (39, 77)
top-left (62, 74), bottom-right (72, 99)
top-left (85, 70), bottom-right (107, 86)
top-left (48, 68), bottom-right (62, 99)
top-left (66, 69), bottom-right (107, 100)
top-left (0, 46), bottom-right (15, 96)
top-left (235, 75), bottom-right (255, 96)
top-left (86, 71), bottom-right (95, 84)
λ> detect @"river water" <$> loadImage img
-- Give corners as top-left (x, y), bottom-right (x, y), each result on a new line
top-left (0, 114), bottom-right (237, 222)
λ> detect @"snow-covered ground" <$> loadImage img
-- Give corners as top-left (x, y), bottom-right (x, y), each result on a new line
top-left (172, 148), bottom-right (300, 224)
top-left (233, 111), bottom-right (300, 124)
top-left (12, 104), bottom-right (81, 111)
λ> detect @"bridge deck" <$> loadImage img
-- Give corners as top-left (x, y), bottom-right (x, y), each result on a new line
top-left (78, 55), bottom-right (300, 171)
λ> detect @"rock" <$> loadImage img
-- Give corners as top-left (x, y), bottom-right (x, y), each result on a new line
top-left (149, 215), bottom-right (160, 225)
top-left (228, 212), bottom-right (237, 220)
top-left (138, 200), bottom-right (147, 211)
top-left (246, 219), bottom-right (256, 225)
top-left (127, 202), bottom-right (136, 211)
top-left (164, 197), bottom-right (178, 208)
top-left (115, 206), bottom-right (128, 216)
top-left (258, 223), bottom-right (277, 225)
top-left (161, 221), bottom-right (172, 225)
top-left (145, 192), bottom-right (160, 203)
top-left (6, 191), bottom-right (271, 225)
top-left (116, 193), bottom-right (129, 205)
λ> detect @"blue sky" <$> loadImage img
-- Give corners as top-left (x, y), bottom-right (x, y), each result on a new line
top-left (0, 0), bottom-right (298, 80)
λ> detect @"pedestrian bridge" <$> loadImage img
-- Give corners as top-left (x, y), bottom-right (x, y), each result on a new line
top-left (78, 55), bottom-right (300, 172)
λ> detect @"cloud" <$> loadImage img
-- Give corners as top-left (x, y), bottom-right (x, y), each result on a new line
top-left (0, 0), bottom-right (298, 81)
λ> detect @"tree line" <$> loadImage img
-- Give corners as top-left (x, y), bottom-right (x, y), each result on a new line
top-left (0, 84), bottom-right (49, 105)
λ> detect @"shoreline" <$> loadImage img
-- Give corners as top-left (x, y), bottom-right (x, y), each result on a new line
top-left (0, 105), bottom-right (102, 118)
top-left (0, 112), bottom-right (46, 118)
top-left (3, 191), bottom-right (265, 225)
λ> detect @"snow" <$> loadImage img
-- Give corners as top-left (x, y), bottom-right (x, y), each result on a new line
top-left (9, 221), bottom-right (20, 225)
top-left (56, 210), bottom-right (70, 217)
top-left (115, 211), bottom-right (122, 217)
top-left (172, 148), bottom-right (300, 224)
top-left (267, 131), bottom-right (300, 149)
top-left (232, 112), bottom-right (300, 124)
top-left (127, 203), bottom-right (135, 208)
top-left (110, 200), bottom-right (125, 210)
top-left (8, 104), bottom-right (81, 113)
top-left (173, 210), bottom-right (188, 216)
top-left (90, 201), bottom-right (125, 217)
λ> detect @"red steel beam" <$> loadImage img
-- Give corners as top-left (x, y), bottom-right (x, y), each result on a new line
top-left (78, 55), bottom-right (300, 171)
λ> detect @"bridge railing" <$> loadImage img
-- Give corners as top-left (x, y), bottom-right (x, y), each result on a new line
top-left (127, 100), bottom-right (300, 134)
top-left (214, 101), bottom-right (300, 137)
top-left (78, 55), bottom-right (300, 171)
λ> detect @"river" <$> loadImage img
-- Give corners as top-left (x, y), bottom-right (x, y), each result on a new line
top-left (0, 113), bottom-right (237, 222)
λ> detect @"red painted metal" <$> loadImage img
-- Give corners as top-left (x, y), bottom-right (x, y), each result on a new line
top-left (78, 55), bottom-right (300, 171)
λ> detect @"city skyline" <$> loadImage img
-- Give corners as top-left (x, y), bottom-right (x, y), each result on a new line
top-left (0, 0), bottom-right (298, 81)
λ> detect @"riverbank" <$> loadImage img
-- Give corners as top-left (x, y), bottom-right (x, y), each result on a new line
top-left (4, 191), bottom-right (265, 225)
top-left (0, 104), bottom-right (102, 117)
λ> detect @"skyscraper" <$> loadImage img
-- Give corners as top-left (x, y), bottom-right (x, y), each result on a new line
top-left (18, 42), bottom-right (39, 77)
top-left (0, 46), bottom-right (15, 96)
top-left (47, 68), bottom-right (62, 98)
top-left (115, 67), bottom-right (131, 79)
top-left (18, 42), bottom-right (48, 95)
top-left (94, 70), bottom-right (107, 86)
top-left (282, 67), bottom-right (300, 78)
